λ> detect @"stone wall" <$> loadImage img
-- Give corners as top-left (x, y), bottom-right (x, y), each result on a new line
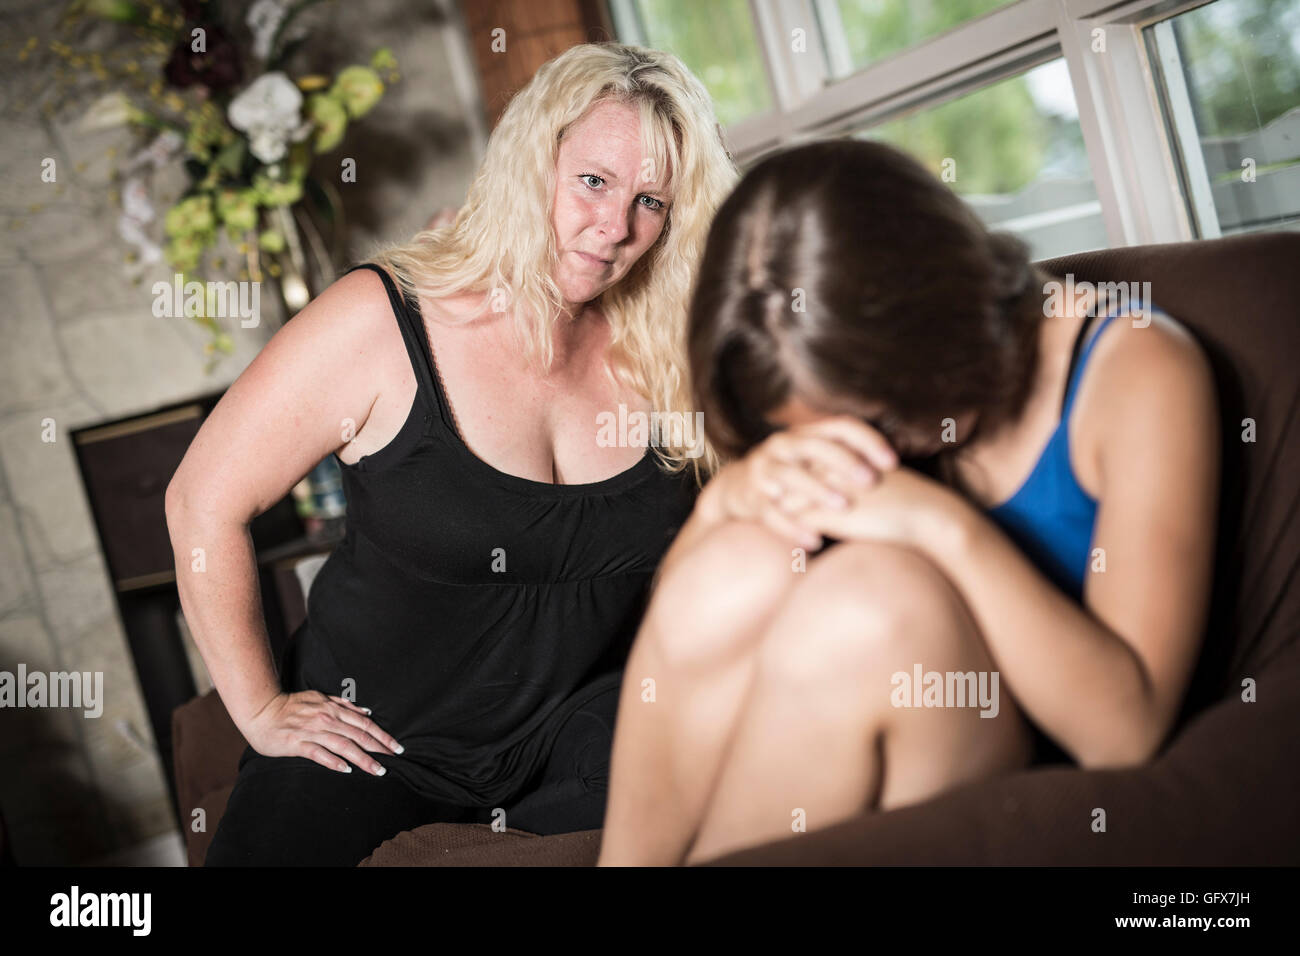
top-left (0, 0), bottom-right (483, 864)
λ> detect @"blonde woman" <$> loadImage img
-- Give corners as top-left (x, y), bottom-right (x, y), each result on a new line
top-left (166, 42), bottom-right (737, 866)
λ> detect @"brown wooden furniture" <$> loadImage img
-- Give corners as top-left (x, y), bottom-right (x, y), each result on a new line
top-left (71, 393), bottom-right (341, 823)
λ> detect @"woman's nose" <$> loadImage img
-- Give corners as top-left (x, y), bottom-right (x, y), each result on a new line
top-left (597, 197), bottom-right (631, 244)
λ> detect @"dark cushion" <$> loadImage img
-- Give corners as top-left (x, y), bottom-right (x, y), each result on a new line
top-left (172, 690), bottom-right (247, 866)
top-left (187, 785), bottom-right (235, 868)
top-left (361, 824), bottom-right (601, 866)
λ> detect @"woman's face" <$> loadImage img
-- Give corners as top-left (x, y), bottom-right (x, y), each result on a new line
top-left (551, 99), bottom-right (674, 313)
top-left (766, 392), bottom-right (978, 459)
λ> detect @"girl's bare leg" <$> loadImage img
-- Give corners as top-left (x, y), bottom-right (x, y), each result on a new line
top-left (684, 541), bottom-right (1034, 865)
top-left (596, 520), bottom-right (804, 866)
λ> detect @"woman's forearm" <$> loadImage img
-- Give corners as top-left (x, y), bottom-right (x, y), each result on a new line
top-left (166, 502), bottom-right (283, 736)
top-left (921, 495), bottom-right (1158, 768)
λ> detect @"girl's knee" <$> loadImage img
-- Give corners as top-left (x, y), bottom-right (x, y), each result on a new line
top-left (755, 541), bottom-right (973, 688)
top-left (647, 519), bottom-right (804, 670)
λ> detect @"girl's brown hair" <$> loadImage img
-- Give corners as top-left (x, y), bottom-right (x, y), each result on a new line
top-left (687, 138), bottom-right (1043, 462)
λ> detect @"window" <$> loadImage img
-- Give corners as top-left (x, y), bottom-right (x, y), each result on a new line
top-left (820, 0), bottom-right (1015, 77)
top-left (612, 0), bottom-right (773, 126)
top-left (855, 59), bottom-right (1103, 259)
top-left (613, 0), bottom-right (1300, 252)
top-left (1145, 0), bottom-right (1300, 237)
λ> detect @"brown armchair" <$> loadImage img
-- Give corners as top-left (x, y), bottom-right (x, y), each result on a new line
top-left (173, 231), bottom-right (1300, 866)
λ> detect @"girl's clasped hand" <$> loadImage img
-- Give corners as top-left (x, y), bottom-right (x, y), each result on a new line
top-left (704, 415), bottom-right (950, 552)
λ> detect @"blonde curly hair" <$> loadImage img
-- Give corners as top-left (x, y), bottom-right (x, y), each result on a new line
top-left (361, 42), bottom-right (740, 485)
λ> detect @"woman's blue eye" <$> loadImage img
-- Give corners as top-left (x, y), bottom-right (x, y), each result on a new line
top-left (579, 174), bottom-right (666, 212)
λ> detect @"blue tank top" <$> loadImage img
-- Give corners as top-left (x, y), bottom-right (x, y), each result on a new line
top-left (985, 302), bottom-right (1142, 599)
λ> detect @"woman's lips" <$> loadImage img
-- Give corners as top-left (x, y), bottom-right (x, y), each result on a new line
top-left (575, 251), bottom-right (611, 267)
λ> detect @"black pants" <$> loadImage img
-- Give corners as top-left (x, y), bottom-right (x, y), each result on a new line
top-left (205, 684), bottom-right (619, 866)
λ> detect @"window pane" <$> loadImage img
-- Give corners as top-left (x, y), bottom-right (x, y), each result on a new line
top-left (1145, 0), bottom-right (1300, 237)
top-left (825, 0), bottom-right (1014, 77)
top-left (850, 59), bottom-right (1105, 259)
top-left (632, 0), bottom-right (772, 126)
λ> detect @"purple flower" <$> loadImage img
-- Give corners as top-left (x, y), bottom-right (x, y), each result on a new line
top-left (164, 21), bottom-right (244, 92)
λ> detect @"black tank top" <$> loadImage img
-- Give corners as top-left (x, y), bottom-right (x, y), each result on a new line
top-left (280, 263), bottom-right (699, 805)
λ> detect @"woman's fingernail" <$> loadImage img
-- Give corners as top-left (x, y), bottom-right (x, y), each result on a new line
top-left (854, 467), bottom-right (873, 484)
top-left (375, 766), bottom-right (387, 776)
top-left (393, 743), bottom-right (405, 754)
top-left (341, 765), bottom-right (352, 773)
top-left (362, 707), bottom-right (372, 715)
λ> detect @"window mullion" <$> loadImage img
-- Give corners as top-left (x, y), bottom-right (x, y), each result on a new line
top-left (746, 0), bottom-right (830, 115)
top-left (1054, 5), bottom-right (1198, 245)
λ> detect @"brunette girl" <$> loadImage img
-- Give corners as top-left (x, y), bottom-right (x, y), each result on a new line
top-left (598, 139), bottom-right (1219, 866)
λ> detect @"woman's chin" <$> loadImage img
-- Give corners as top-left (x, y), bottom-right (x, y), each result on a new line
top-left (557, 275), bottom-right (604, 306)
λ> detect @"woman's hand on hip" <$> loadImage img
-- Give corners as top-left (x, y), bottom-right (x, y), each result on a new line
top-left (705, 415), bottom-right (898, 550)
top-left (245, 690), bottom-right (404, 775)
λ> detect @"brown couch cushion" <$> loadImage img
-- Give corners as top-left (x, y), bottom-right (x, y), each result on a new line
top-left (187, 785), bottom-right (235, 868)
top-left (172, 690), bottom-right (248, 866)
top-left (360, 823), bottom-right (600, 866)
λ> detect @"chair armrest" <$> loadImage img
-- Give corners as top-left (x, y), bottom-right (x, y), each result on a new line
top-left (171, 689), bottom-right (249, 827)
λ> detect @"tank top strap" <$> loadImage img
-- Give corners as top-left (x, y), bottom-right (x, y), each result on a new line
top-left (1060, 306), bottom-right (1124, 419)
top-left (343, 263), bottom-right (451, 428)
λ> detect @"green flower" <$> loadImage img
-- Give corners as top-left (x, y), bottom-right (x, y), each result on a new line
top-left (330, 65), bottom-right (384, 119)
top-left (251, 173), bottom-right (302, 208)
top-left (82, 0), bottom-right (143, 24)
top-left (215, 188), bottom-right (258, 234)
top-left (164, 194), bottom-right (215, 238)
top-left (258, 229), bottom-right (286, 254)
top-left (285, 141), bottom-right (312, 183)
top-left (185, 100), bottom-right (234, 162)
top-left (370, 48), bottom-right (398, 73)
top-left (306, 93), bottom-right (348, 152)
top-left (165, 234), bottom-right (206, 272)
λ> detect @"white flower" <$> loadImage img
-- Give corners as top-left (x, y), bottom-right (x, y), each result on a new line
top-left (79, 91), bottom-right (132, 131)
top-left (228, 72), bottom-right (312, 164)
top-left (124, 130), bottom-right (183, 176)
top-left (121, 177), bottom-right (154, 223)
top-left (118, 176), bottom-right (163, 278)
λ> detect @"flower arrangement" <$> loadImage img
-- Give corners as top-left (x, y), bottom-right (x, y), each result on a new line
top-left (30, 0), bottom-right (398, 367)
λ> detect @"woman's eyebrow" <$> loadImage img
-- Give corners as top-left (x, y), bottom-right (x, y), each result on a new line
top-left (582, 161), bottom-right (622, 181)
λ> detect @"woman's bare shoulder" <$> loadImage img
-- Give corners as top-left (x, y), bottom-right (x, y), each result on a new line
top-left (1077, 306), bottom-right (1219, 483)
top-left (1089, 308), bottom-right (1215, 405)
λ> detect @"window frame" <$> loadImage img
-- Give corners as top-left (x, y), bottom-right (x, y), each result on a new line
top-left (612, 0), bottom-right (1230, 248)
